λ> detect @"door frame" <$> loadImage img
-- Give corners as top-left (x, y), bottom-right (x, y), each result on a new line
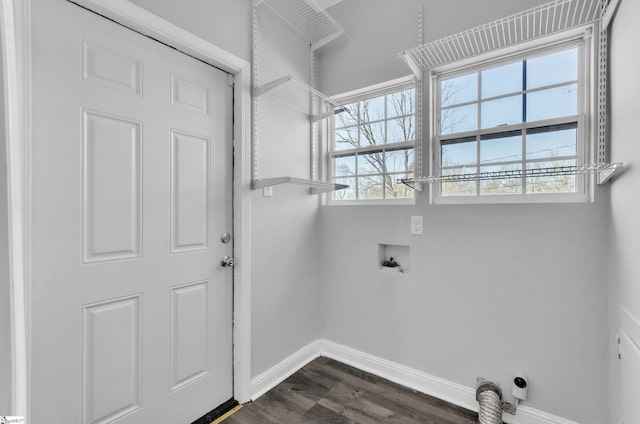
top-left (0, 0), bottom-right (253, 418)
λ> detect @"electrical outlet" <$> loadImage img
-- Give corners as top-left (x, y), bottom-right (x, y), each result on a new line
top-left (263, 186), bottom-right (273, 197)
top-left (411, 216), bottom-right (423, 235)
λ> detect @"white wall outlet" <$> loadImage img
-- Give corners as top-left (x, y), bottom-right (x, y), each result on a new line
top-left (411, 216), bottom-right (423, 235)
top-left (263, 186), bottom-right (273, 197)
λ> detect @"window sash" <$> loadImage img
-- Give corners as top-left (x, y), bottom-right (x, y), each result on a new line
top-left (432, 37), bottom-right (589, 202)
top-left (330, 83), bottom-right (416, 202)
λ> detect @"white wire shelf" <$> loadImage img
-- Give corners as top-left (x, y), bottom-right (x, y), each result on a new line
top-left (400, 0), bottom-right (603, 77)
top-left (400, 162), bottom-right (624, 191)
top-left (254, 74), bottom-right (344, 120)
top-left (256, 0), bottom-right (345, 50)
top-left (253, 176), bottom-right (349, 194)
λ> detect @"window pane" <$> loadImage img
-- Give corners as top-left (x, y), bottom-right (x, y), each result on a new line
top-left (388, 117), bottom-right (414, 144)
top-left (388, 89), bottom-right (415, 117)
top-left (479, 164), bottom-right (522, 195)
top-left (385, 149), bottom-right (414, 174)
top-left (441, 103), bottom-right (478, 135)
top-left (480, 134), bottom-right (522, 164)
top-left (482, 61), bottom-right (523, 99)
top-left (385, 173), bottom-right (414, 199)
top-left (358, 175), bottom-right (383, 199)
top-left (441, 168), bottom-right (476, 196)
top-left (526, 127), bottom-right (577, 160)
top-left (526, 159), bottom-right (577, 193)
top-left (360, 96), bottom-right (385, 122)
top-left (358, 151), bottom-right (384, 175)
top-left (527, 48), bottom-right (578, 89)
top-left (527, 84), bottom-right (578, 122)
top-left (359, 121), bottom-right (385, 147)
top-left (334, 155), bottom-right (355, 177)
top-left (335, 127), bottom-right (357, 151)
top-left (333, 177), bottom-right (356, 200)
top-left (481, 95), bottom-right (523, 129)
top-left (441, 139), bottom-right (476, 167)
top-left (441, 73), bottom-right (478, 107)
top-left (335, 103), bottom-right (358, 128)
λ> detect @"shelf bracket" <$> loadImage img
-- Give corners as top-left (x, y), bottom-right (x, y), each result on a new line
top-left (254, 75), bottom-right (293, 97)
top-left (311, 182), bottom-right (349, 194)
top-left (311, 107), bottom-right (346, 123)
top-left (401, 53), bottom-right (422, 80)
top-left (602, 0), bottom-right (621, 29)
top-left (597, 163), bottom-right (625, 184)
top-left (252, 177), bottom-right (291, 189)
top-left (311, 31), bottom-right (346, 51)
top-left (400, 178), bottom-right (423, 192)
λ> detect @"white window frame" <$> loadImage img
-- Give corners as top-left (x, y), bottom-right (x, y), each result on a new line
top-left (430, 28), bottom-right (596, 205)
top-left (328, 76), bottom-right (417, 206)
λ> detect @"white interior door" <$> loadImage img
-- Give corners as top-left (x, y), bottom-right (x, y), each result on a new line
top-left (30, 0), bottom-right (234, 422)
top-left (620, 330), bottom-right (640, 424)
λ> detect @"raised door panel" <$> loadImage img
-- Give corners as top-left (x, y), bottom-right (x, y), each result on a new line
top-left (170, 130), bottom-right (210, 253)
top-left (82, 40), bottom-right (142, 96)
top-left (83, 110), bottom-right (142, 262)
top-left (171, 74), bottom-right (210, 115)
top-left (82, 295), bottom-right (142, 424)
top-left (170, 281), bottom-right (209, 392)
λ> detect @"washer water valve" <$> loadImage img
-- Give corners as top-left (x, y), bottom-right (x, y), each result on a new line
top-left (512, 373), bottom-right (528, 401)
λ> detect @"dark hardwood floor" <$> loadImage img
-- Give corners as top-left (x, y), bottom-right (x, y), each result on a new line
top-left (222, 357), bottom-right (479, 424)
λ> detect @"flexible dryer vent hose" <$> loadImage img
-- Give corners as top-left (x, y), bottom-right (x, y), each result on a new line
top-left (476, 380), bottom-right (503, 424)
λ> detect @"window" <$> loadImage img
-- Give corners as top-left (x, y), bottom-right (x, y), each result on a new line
top-left (330, 80), bottom-right (416, 203)
top-left (433, 40), bottom-right (590, 203)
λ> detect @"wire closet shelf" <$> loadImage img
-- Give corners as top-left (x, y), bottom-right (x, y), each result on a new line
top-left (400, 163), bottom-right (623, 190)
top-left (256, 0), bottom-right (346, 50)
top-left (252, 0), bottom-right (348, 193)
top-left (399, 0), bottom-right (603, 74)
top-left (253, 177), bottom-right (348, 194)
top-left (397, 0), bottom-right (624, 189)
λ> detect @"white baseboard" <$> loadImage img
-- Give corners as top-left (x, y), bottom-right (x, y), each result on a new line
top-left (250, 339), bottom-right (321, 400)
top-left (251, 338), bottom-right (579, 424)
top-left (318, 339), bottom-right (478, 411)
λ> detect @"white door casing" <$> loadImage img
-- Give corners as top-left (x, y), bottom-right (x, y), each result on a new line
top-left (1, 0), bottom-right (252, 419)
top-left (27, 0), bottom-right (238, 422)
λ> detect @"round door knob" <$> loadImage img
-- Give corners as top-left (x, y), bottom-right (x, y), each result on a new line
top-left (221, 255), bottom-right (235, 267)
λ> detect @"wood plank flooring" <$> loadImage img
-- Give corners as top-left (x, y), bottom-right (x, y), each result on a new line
top-left (223, 357), bottom-right (480, 424)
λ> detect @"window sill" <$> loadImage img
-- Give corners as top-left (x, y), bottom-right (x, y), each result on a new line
top-left (327, 198), bottom-right (416, 206)
top-left (432, 191), bottom-right (589, 205)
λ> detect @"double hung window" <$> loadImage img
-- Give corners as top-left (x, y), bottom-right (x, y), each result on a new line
top-left (434, 40), bottom-right (589, 203)
top-left (330, 80), bottom-right (416, 203)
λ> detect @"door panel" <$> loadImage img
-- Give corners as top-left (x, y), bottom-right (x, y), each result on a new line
top-left (30, 1), bottom-right (234, 422)
top-left (620, 330), bottom-right (640, 424)
top-left (83, 110), bottom-right (143, 262)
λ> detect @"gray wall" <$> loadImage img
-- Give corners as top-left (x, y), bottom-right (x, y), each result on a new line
top-left (317, 1), bottom-right (609, 423)
top-left (0, 27), bottom-right (13, 413)
top-left (128, 0), bottom-right (252, 61)
top-left (608, 0), bottom-right (640, 422)
top-left (250, 9), bottom-right (323, 377)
